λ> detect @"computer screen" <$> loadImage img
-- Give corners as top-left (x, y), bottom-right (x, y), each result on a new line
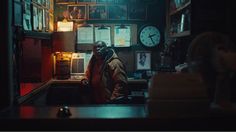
top-left (71, 53), bottom-right (85, 75)
top-left (71, 58), bottom-right (84, 74)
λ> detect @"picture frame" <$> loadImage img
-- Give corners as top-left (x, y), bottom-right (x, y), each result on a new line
top-left (38, 7), bottom-right (43, 31)
top-left (45, 11), bottom-right (50, 31)
top-left (23, 14), bottom-right (32, 30)
top-left (136, 51), bottom-right (151, 70)
top-left (108, 5), bottom-right (127, 20)
top-left (37, 0), bottom-right (42, 4)
top-left (42, 0), bottom-right (47, 7)
top-left (68, 5), bottom-right (86, 20)
top-left (14, 1), bottom-right (23, 26)
top-left (128, 4), bottom-right (147, 20)
top-left (23, 0), bottom-right (31, 15)
top-left (88, 5), bottom-right (107, 20)
top-left (46, 0), bottom-right (50, 9)
top-left (49, 0), bottom-right (53, 10)
top-left (32, 5), bottom-right (39, 30)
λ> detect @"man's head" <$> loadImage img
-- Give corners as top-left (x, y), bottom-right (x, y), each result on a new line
top-left (73, 7), bottom-right (78, 11)
top-left (93, 41), bottom-right (108, 59)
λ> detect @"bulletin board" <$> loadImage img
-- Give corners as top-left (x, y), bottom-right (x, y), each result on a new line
top-left (76, 24), bottom-right (137, 51)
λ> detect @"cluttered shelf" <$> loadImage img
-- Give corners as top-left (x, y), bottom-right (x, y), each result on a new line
top-left (169, 30), bottom-right (190, 37)
top-left (169, 0), bottom-right (191, 16)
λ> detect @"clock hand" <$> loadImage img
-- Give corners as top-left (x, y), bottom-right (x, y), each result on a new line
top-left (150, 36), bottom-right (155, 44)
top-left (148, 34), bottom-right (156, 38)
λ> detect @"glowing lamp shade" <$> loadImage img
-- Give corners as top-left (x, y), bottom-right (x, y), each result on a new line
top-left (57, 21), bottom-right (73, 32)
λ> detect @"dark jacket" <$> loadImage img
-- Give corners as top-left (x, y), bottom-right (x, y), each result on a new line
top-left (85, 49), bottom-right (128, 103)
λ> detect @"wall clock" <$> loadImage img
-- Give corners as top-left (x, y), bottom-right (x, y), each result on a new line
top-left (139, 25), bottom-right (161, 47)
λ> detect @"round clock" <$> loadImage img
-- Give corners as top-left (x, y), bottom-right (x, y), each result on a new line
top-left (139, 25), bottom-right (161, 47)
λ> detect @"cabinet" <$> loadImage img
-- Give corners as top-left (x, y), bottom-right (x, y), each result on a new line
top-left (20, 37), bottom-right (53, 82)
top-left (167, 0), bottom-right (191, 37)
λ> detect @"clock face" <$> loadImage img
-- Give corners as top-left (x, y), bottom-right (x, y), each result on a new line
top-left (139, 26), bottom-right (161, 47)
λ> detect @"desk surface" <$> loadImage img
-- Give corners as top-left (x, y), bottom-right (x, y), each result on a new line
top-left (50, 78), bottom-right (147, 84)
top-left (2, 104), bottom-right (147, 119)
top-left (1, 104), bottom-right (236, 130)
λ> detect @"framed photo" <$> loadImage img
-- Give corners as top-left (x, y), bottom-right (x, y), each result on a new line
top-left (38, 7), bottom-right (43, 31)
top-left (45, 11), bottom-right (50, 31)
top-left (23, 0), bottom-right (31, 15)
top-left (88, 5), bottom-right (107, 20)
top-left (128, 4), bottom-right (147, 20)
top-left (108, 5), bottom-right (127, 20)
top-left (49, 0), bottom-right (53, 10)
top-left (23, 14), bottom-right (32, 30)
top-left (14, 2), bottom-right (23, 26)
top-left (68, 5), bottom-right (86, 20)
top-left (42, 0), bottom-right (47, 7)
top-left (32, 5), bottom-right (39, 30)
top-left (136, 51), bottom-right (151, 70)
top-left (37, 0), bottom-right (42, 4)
top-left (46, 0), bottom-right (50, 9)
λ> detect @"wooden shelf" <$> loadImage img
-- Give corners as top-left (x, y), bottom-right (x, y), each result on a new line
top-left (169, 30), bottom-right (190, 37)
top-left (169, 1), bottom-right (191, 16)
top-left (56, 2), bottom-right (96, 5)
top-left (24, 31), bottom-right (52, 40)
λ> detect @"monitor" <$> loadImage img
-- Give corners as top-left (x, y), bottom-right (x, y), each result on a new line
top-left (71, 53), bottom-right (85, 76)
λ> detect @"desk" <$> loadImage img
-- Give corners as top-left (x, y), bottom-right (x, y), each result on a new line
top-left (1, 104), bottom-right (236, 130)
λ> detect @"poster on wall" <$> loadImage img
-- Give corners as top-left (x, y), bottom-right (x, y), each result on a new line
top-left (68, 5), bottom-right (86, 20)
top-left (94, 26), bottom-right (111, 46)
top-left (14, 2), bottom-right (22, 26)
top-left (108, 5), bottom-right (127, 20)
top-left (88, 5), bottom-right (107, 20)
top-left (24, 1), bottom-right (31, 15)
top-left (136, 51), bottom-right (151, 70)
top-left (33, 5), bottom-right (39, 30)
top-left (45, 11), bottom-right (50, 31)
top-left (77, 25), bottom-right (94, 44)
top-left (114, 25), bottom-right (131, 47)
top-left (23, 14), bottom-right (32, 30)
top-left (38, 8), bottom-right (43, 31)
top-left (37, 0), bottom-right (42, 4)
top-left (128, 4), bottom-right (147, 20)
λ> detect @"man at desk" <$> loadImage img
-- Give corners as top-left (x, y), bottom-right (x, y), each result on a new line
top-left (82, 41), bottom-right (128, 104)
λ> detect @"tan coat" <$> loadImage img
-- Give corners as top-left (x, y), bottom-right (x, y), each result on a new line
top-left (85, 49), bottom-right (128, 103)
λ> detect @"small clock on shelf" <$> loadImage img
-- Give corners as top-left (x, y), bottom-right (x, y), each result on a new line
top-left (139, 25), bottom-right (161, 47)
